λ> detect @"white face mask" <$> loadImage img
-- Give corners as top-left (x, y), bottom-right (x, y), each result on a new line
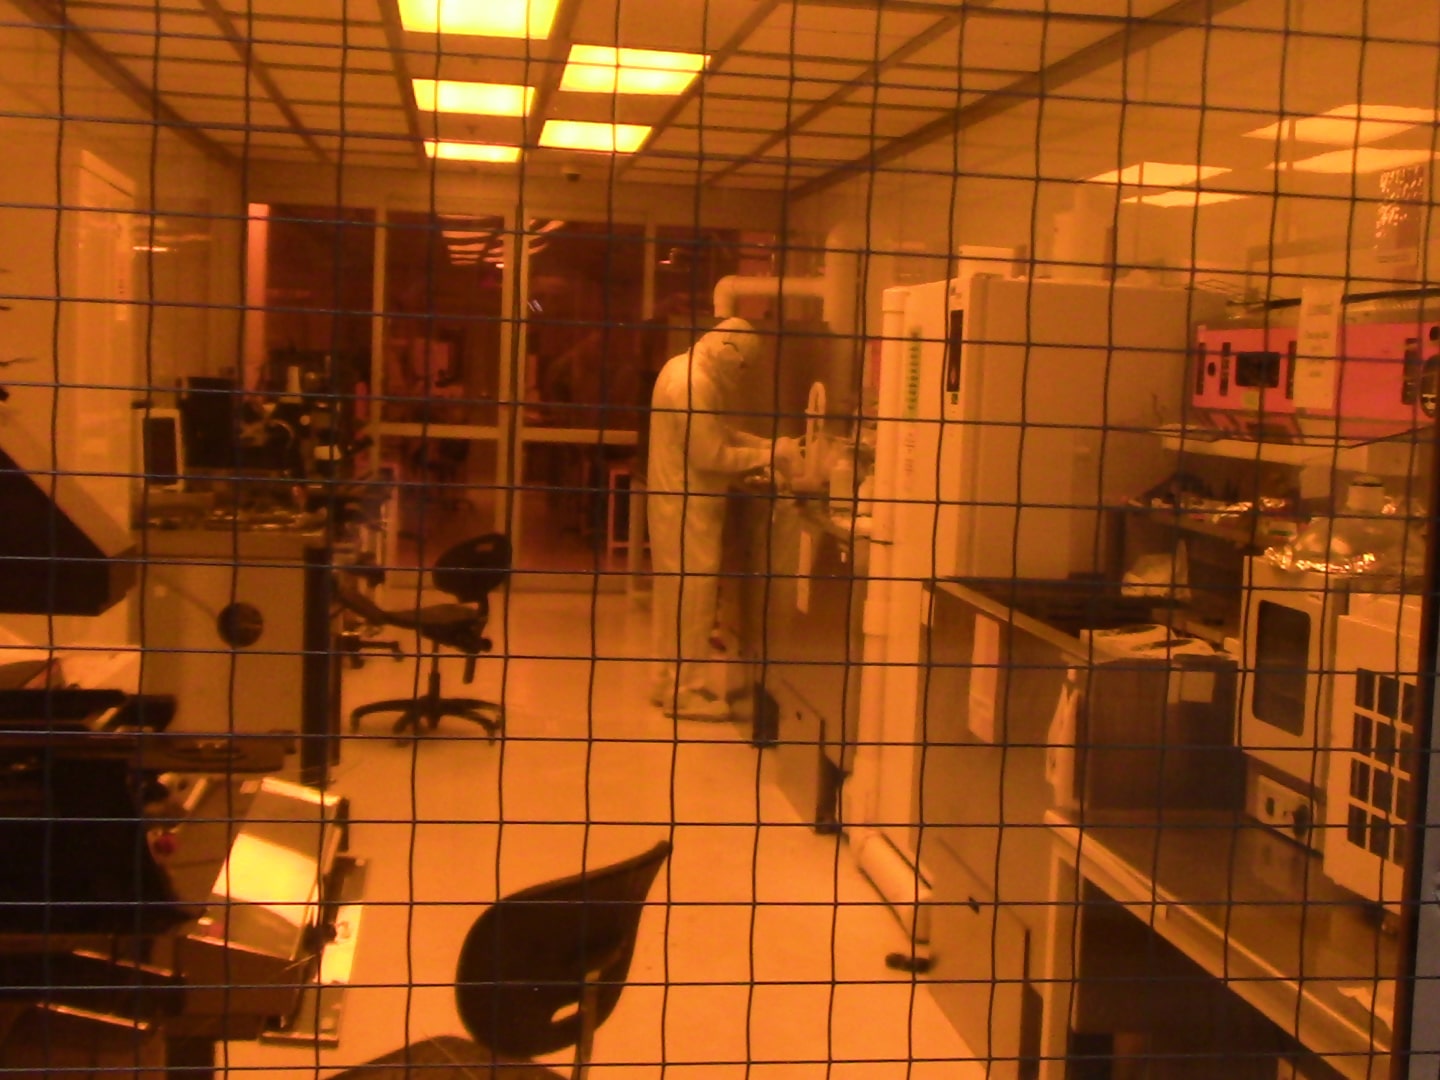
top-left (721, 341), bottom-right (750, 374)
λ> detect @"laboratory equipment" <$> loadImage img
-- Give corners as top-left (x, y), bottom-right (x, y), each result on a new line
top-left (851, 270), bottom-right (1218, 919)
top-left (1323, 592), bottom-right (1422, 910)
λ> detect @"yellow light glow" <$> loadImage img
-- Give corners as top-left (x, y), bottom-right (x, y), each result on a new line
top-left (425, 139), bottom-right (521, 164)
top-left (1275, 147), bottom-right (1437, 174)
top-left (398, 0), bottom-right (559, 38)
top-left (1088, 162), bottom-right (1229, 188)
top-left (1122, 190), bottom-right (1249, 207)
top-left (1244, 104), bottom-right (1436, 146)
top-left (413, 79), bottom-right (535, 117)
top-left (539, 119), bottom-right (650, 154)
top-left (560, 44), bottom-right (708, 96)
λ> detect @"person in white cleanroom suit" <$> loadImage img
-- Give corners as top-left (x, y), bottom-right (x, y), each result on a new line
top-left (647, 317), bottom-right (800, 720)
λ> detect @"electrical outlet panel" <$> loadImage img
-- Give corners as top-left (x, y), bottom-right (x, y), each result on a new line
top-left (1251, 772), bottom-right (1319, 850)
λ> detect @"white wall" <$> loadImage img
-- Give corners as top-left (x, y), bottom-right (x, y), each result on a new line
top-left (0, 5), bottom-right (241, 647)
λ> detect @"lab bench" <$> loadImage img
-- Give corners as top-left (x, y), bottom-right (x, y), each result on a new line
top-left (1043, 809), bottom-right (1393, 1080)
top-left (918, 579), bottom-right (1392, 1079)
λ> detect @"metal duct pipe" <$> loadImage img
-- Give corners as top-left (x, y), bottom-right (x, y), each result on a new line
top-left (711, 273), bottom-right (825, 319)
top-left (711, 222), bottom-right (862, 337)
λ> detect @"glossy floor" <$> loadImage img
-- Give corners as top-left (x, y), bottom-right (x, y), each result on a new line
top-left (226, 590), bottom-right (978, 1078)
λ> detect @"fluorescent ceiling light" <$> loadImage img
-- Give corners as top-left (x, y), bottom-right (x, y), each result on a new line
top-left (560, 44), bottom-right (708, 96)
top-left (397, 0), bottom-right (559, 38)
top-left (1275, 147), bottom-right (1437, 174)
top-left (1245, 104), bottom-right (1436, 145)
top-left (413, 79), bottom-right (534, 117)
top-left (443, 230), bottom-right (490, 240)
top-left (1122, 190), bottom-right (1249, 207)
top-left (447, 242), bottom-right (489, 251)
top-left (425, 139), bottom-right (521, 164)
top-left (539, 119), bottom-right (650, 153)
top-left (1088, 162), bottom-right (1229, 187)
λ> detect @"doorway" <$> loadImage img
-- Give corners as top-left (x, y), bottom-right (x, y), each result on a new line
top-left (374, 210), bottom-right (506, 571)
top-left (514, 220), bottom-right (646, 588)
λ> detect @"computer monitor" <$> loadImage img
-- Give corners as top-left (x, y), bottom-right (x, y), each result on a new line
top-left (179, 376), bottom-right (239, 470)
top-left (138, 408), bottom-right (185, 491)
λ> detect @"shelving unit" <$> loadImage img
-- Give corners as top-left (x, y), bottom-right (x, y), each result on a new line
top-left (1157, 425), bottom-right (1424, 475)
top-left (1118, 501), bottom-right (1266, 549)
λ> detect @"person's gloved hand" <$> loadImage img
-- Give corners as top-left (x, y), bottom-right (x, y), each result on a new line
top-left (773, 436), bottom-right (802, 479)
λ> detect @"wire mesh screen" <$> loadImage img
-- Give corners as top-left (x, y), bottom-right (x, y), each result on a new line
top-left (0, 0), bottom-right (1437, 1078)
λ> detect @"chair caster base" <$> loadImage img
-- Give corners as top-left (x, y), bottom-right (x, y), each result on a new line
top-left (351, 697), bottom-right (503, 743)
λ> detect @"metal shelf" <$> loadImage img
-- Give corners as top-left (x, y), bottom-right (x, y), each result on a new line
top-left (1157, 425), bottom-right (1423, 474)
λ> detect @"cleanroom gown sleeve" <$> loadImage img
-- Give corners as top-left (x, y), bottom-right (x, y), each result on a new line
top-left (730, 429), bottom-right (772, 451)
top-left (681, 381), bottom-right (773, 478)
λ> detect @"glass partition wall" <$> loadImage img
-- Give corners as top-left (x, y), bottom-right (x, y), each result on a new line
top-left (255, 209), bottom-right (666, 585)
top-left (517, 220), bottom-right (646, 582)
top-left (377, 211), bottom-right (505, 572)
top-left (256, 210), bottom-right (780, 586)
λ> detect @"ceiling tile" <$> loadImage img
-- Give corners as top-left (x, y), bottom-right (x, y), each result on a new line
top-left (115, 54), bottom-right (254, 97)
top-left (744, 5), bottom-right (940, 63)
top-left (799, 106), bottom-right (949, 140)
top-left (286, 71), bottom-right (404, 107)
top-left (846, 84), bottom-right (961, 111)
top-left (648, 127), bottom-right (772, 159)
top-left (756, 132), bottom-right (874, 165)
top-left (568, 0), bottom-right (757, 53)
top-left (721, 56), bottom-right (866, 84)
top-left (672, 97), bottom-right (791, 129)
top-left (701, 73), bottom-right (845, 105)
top-left (290, 103), bottom-right (414, 140)
top-left (215, 0), bottom-right (379, 18)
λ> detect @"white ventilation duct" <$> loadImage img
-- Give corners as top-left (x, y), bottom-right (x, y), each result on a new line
top-left (1052, 183), bottom-right (1115, 281)
top-left (712, 222), bottom-right (861, 336)
top-left (711, 273), bottom-right (826, 318)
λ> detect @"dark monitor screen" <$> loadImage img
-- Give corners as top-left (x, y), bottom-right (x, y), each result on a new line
top-left (141, 412), bottom-right (183, 488)
top-left (180, 377), bottom-right (239, 469)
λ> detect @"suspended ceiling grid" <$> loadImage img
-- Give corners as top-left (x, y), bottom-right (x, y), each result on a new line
top-left (7, 0), bottom-right (1440, 194)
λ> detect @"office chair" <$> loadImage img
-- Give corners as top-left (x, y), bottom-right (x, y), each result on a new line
top-left (332, 840), bottom-right (672, 1080)
top-left (334, 553), bottom-right (403, 669)
top-left (337, 533), bottom-right (510, 739)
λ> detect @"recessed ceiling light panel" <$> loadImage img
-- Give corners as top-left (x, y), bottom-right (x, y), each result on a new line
top-left (1122, 190), bottom-right (1249, 207)
top-left (425, 139), bottom-right (522, 163)
top-left (560, 44), bottom-right (708, 96)
top-left (539, 119), bottom-right (650, 154)
top-left (1244, 104), bottom-right (1438, 146)
top-left (1087, 162), bottom-right (1229, 187)
top-left (413, 79), bottom-right (535, 117)
top-left (1275, 147), bottom-right (1437, 174)
top-left (398, 0), bottom-right (559, 39)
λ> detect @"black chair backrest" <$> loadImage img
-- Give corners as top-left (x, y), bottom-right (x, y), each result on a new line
top-left (454, 840), bottom-right (671, 1060)
top-left (432, 533), bottom-right (511, 611)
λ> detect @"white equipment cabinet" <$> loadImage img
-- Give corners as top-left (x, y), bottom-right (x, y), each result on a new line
top-left (864, 273), bottom-right (1217, 866)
